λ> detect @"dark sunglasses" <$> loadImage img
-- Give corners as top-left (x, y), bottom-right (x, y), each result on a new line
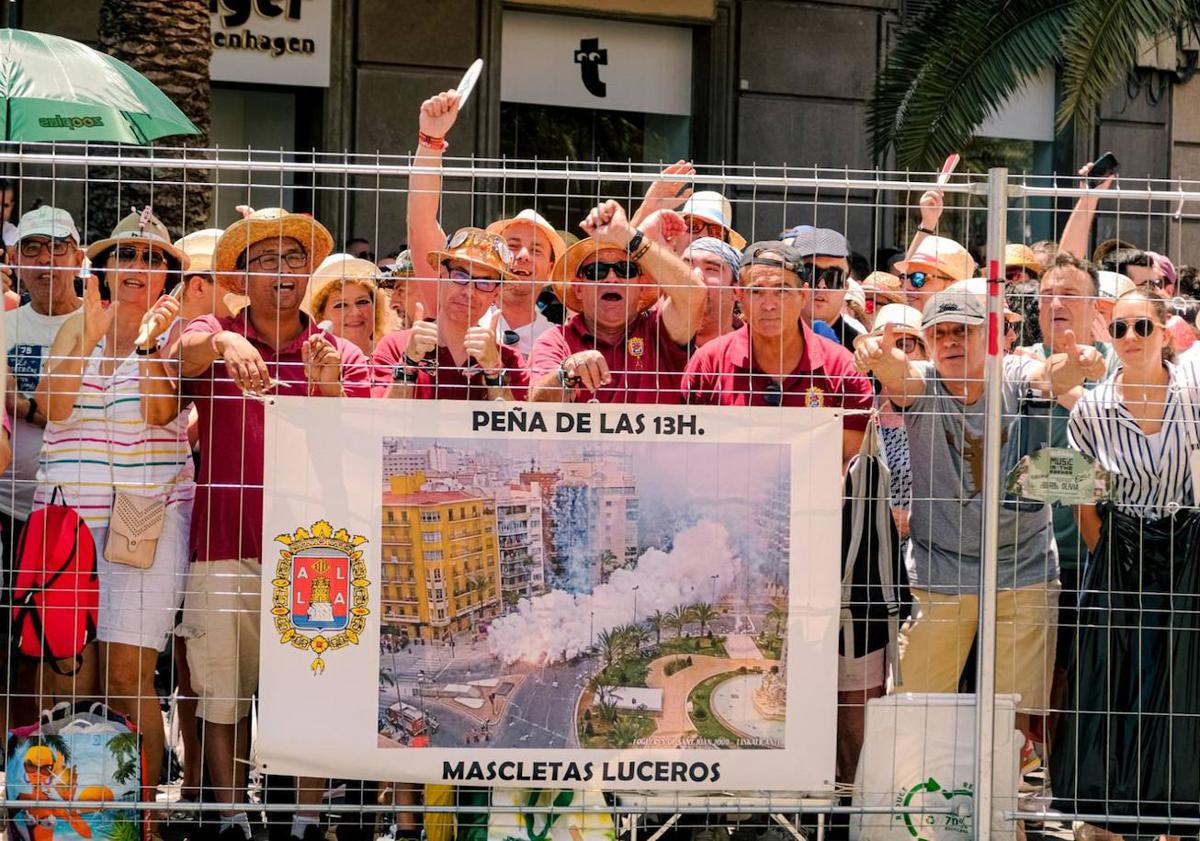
top-left (798, 263), bottom-right (846, 290)
top-left (446, 266), bottom-right (500, 292)
top-left (1108, 317), bottom-right (1158, 339)
top-left (903, 271), bottom-right (942, 289)
top-left (578, 260), bottom-right (642, 281)
top-left (114, 245), bottom-right (169, 268)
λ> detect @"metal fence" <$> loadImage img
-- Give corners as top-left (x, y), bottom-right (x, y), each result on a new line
top-left (0, 144), bottom-right (1199, 841)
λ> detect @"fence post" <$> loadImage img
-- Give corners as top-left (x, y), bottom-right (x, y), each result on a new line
top-left (974, 166), bottom-right (1009, 841)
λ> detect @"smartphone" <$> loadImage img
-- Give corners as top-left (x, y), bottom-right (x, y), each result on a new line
top-left (1089, 151), bottom-right (1119, 184)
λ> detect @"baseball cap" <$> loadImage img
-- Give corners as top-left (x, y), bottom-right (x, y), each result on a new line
top-left (922, 289), bottom-right (986, 329)
top-left (787, 227), bottom-right (850, 259)
top-left (739, 240), bottom-right (802, 276)
top-left (15, 206), bottom-right (80, 244)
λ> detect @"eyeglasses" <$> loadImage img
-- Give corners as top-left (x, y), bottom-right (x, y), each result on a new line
top-left (903, 271), bottom-right (947, 290)
top-left (446, 266), bottom-right (500, 292)
top-left (247, 249), bottom-right (308, 271)
top-left (18, 237), bottom-right (73, 259)
top-left (686, 217), bottom-right (726, 239)
top-left (798, 263), bottom-right (846, 290)
top-left (762, 380), bottom-right (783, 407)
top-left (578, 260), bottom-right (642, 282)
top-left (1136, 278), bottom-right (1166, 290)
top-left (896, 336), bottom-right (923, 354)
top-left (114, 245), bottom-right (169, 268)
top-left (1108, 317), bottom-right (1158, 339)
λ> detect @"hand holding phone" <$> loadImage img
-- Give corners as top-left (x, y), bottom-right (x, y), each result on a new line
top-left (1088, 152), bottom-right (1119, 186)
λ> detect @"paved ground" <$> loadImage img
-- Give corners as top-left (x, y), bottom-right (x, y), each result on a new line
top-left (645, 653), bottom-right (772, 744)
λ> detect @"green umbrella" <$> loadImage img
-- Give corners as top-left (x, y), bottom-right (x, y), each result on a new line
top-left (0, 28), bottom-right (199, 143)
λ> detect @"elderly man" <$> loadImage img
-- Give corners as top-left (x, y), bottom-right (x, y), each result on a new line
top-left (528, 200), bottom-right (705, 404)
top-left (177, 208), bottom-right (370, 841)
top-left (1, 207), bottom-right (84, 556)
top-left (372, 228), bottom-right (528, 401)
top-left (682, 240), bottom-right (872, 462)
top-left (409, 89), bottom-right (565, 355)
top-left (683, 237), bottom-right (742, 347)
top-left (855, 287), bottom-right (1105, 757)
top-left (786, 227), bottom-right (864, 352)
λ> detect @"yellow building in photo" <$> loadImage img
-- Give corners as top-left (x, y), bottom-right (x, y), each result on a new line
top-left (380, 473), bottom-right (501, 642)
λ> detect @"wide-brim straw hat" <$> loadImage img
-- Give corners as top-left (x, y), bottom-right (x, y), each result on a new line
top-left (861, 271), bottom-right (905, 305)
top-left (301, 253), bottom-right (381, 316)
top-left (427, 227), bottom-right (517, 280)
top-left (1004, 243), bottom-right (1044, 276)
top-left (485, 209), bottom-right (568, 266)
top-left (213, 207), bottom-right (334, 295)
top-left (552, 238), bottom-right (660, 315)
top-left (894, 235), bottom-right (976, 282)
top-left (174, 228), bottom-right (223, 275)
top-left (86, 207), bottom-right (190, 272)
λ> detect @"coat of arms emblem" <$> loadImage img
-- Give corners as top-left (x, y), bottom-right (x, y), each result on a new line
top-left (271, 520), bottom-right (370, 674)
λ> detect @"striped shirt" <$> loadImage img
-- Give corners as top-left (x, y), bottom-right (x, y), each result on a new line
top-left (34, 344), bottom-right (194, 530)
top-left (1068, 361), bottom-right (1200, 519)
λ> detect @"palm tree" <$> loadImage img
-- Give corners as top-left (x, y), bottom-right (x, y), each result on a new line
top-left (608, 716), bottom-right (642, 749)
top-left (89, 1), bottom-right (213, 240)
top-left (594, 697), bottom-right (619, 726)
top-left (669, 606), bottom-right (693, 639)
top-left (623, 624), bottom-right (650, 655)
top-left (648, 610), bottom-right (667, 647)
top-left (597, 628), bottom-right (622, 669)
top-left (867, 0), bottom-right (1200, 169)
top-left (588, 676), bottom-right (615, 703)
top-left (692, 603), bottom-right (717, 637)
top-left (597, 550), bottom-right (617, 584)
top-left (108, 731), bottom-right (141, 785)
top-left (767, 605), bottom-right (788, 638)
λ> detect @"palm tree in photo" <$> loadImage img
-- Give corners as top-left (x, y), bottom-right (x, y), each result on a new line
top-left (867, 0), bottom-right (1200, 170)
top-left (107, 731), bottom-right (141, 786)
top-left (692, 603), bottom-right (717, 637)
top-left (648, 610), bottom-right (667, 647)
top-left (608, 716), bottom-right (642, 749)
top-left (597, 628), bottom-right (622, 669)
top-left (588, 676), bottom-right (615, 703)
top-left (623, 624), bottom-right (650, 655)
top-left (767, 605), bottom-right (788, 638)
top-left (90, 0), bottom-right (213, 240)
top-left (594, 696), bottom-right (620, 726)
top-left (670, 606), bottom-right (693, 639)
top-left (597, 550), bottom-right (617, 584)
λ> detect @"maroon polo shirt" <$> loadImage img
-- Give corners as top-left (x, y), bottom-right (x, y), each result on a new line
top-left (680, 320), bottom-right (873, 429)
top-left (371, 330), bottom-right (529, 400)
top-left (528, 310), bottom-right (691, 405)
top-left (182, 313), bottom-right (371, 564)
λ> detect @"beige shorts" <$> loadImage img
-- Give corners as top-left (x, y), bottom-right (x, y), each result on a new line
top-left (896, 581), bottom-right (1060, 713)
top-left (178, 558), bottom-right (262, 725)
top-left (838, 647), bottom-right (887, 693)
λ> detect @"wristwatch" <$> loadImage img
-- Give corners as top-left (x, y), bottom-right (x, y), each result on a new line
top-left (917, 225), bottom-right (936, 235)
top-left (392, 362), bottom-right (420, 384)
top-left (25, 397), bottom-right (38, 423)
top-left (483, 370), bottom-right (506, 388)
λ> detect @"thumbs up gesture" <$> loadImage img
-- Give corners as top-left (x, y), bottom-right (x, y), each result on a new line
top-left (464, 308), bottom-right (504, 375)
top-left (404, 301), bottom-right (439, 363)
top-left (854, 321), bottom-right (910, 380)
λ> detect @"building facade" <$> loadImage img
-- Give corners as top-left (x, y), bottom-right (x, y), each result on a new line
top-left (552, 458), bottom-right (639, 591)
top-left (494, 483), bottom-right (547, 606)
top-left (380, 472), bottom-right (502, 642)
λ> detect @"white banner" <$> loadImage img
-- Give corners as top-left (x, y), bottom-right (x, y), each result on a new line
top-left (210, 0), bottom-right (332, 87)
top-left (501, 11), bottom-right (693, 116)
top-left (258, 398), bottom-right (841, 791)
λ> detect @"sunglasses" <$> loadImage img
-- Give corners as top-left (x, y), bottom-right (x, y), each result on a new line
top-left (114, 244), bottom-right (169, 268)
top-left (902, 271), bottom-right (951, 290)
top-left (1108, 317), bottom-right (1158, 339)
top-left (578, 260), bottom-right (642, 281)
top-left (686, 217), bottom-right (726, 238)
top-left (446, 266), bottom-right (500, 292)
top-left (798, 263), bottom-right (846, 290)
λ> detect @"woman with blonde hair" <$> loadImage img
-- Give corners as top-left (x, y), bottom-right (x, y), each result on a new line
top-left (303, 253), bottom-right (401, 356)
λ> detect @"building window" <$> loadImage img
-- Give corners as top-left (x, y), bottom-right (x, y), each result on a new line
top-left (421, 511), bottom-right (441, 523)
top-left (386, 510), bottom-right (395, 523)
top-left (423, 531), bottom-right (442, 544)
top-left (424, 551), bottom-right (444, 561)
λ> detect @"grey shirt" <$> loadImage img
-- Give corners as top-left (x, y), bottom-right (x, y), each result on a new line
top-left (901, 357), bottom-right (1059, 594)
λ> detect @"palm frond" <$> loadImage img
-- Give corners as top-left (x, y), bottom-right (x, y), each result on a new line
top-left (869, 0), bottom-right (1071, 169)
top-left (1057, 0), bottom-right (1184, 130)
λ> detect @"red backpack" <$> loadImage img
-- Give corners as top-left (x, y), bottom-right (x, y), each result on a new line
top-left (11, 488), bottom-right (98, 674)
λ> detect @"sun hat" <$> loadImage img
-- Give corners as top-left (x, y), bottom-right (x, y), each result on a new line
top-left (427, 227), bottom-right (516, 280)
top-left (679, 190), bottom-right (746, 250)
top-left (854, 303), bottom-right (925, 352)
top-left (1098, 270), bottom-right (1136, 300)
top-left (485, 209), bottom-right (568, 266)
top-left (1004, 243), bottom-right (1044, 276)
top-left (174, 228), bottom-right (223, 275)
top-left (551, 237), bottom-right (660, 315)
top-left (787, 227), bottom-right (850, 260)
top-left (15, 206), bottom-right (80, 244)
top-left (302, 253), bottom-right (398, 340)
top-left (1092, 237), bottom-right (1137, 266)
top-left (894, 235), bottom-right (977, 282)
top-left (945, 278), bottom-right (1023, 323)
top-left (213, 207), bottom-right (334, 295)
top-left (861, 271), bottom-right (905, 306)
top-left (684, 236), bottom-right (741, 279)
top-left (922, 288), bottom-right (986, 329)
top-left (86, 207), bottom-right (189, 271)
top-left (844, 278), bottom-right (866, 312)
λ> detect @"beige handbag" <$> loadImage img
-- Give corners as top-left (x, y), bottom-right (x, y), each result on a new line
top-left (105, 490), bottom-right (166, 569)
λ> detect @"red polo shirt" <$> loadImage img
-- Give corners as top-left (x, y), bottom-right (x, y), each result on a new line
top-left (182, 313), bottom-right (371, 564)
top-left (528, 310), bottom-right (691, 405)
top-left (681, 321), bottom-right (873, 429)
top-left (371, 331), bottom-right (529, 400)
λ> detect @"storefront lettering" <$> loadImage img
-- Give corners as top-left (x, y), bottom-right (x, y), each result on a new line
top-left (211, 0), bottom-right (307, 28)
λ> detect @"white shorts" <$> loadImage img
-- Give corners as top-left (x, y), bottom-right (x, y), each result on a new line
top-left (94, 501), bottom-right (191, 651)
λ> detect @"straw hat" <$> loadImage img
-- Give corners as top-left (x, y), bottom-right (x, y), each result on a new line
top-left (894, 235), bottom-right (976, 282)
top-left (427, 227), bottom-right (516, 280)
top-left (679, 191), bottom-right (747, 250)
top-left (861, 271), bottom-right (905, 306)
top-left (485, 209), bottom-right (568, 265)
top-left (301, 253), bottom-right (381, 315)
top-left (552, 238), bottom-right (660, 315)
top-left (86, 207), bottom-right (189, 271)
top-left (1004, 243), bottom-right (1043, 276)
top-left (854, 303), bottom-right (925, 352)
top-left (174, 228), bottom-right (223, 275)
top-left (213, 207), bottom-right (334, 294)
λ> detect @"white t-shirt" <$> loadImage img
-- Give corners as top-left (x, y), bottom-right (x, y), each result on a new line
top-left (3, 304), bottom-right (79, 519)
top-left (481, 306), bottom-right (554, 359)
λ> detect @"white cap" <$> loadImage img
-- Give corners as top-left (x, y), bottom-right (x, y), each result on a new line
top-left (15, 206), bottom-right (80, 244)
top-left (1098, 270), bottom-right (1136, 300)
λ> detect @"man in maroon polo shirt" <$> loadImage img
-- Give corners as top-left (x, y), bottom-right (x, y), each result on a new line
top-left (528, 199), bottom-right (706, 404)
top-left (176, 208), bottom-right (370, 841)
top-left (372, 227), bottom-right (529, 400)
top-left (682, 240), bottom-right (873, 463)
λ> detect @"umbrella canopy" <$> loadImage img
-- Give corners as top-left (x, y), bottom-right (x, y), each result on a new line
top-left (0, 29), bottom-right (199, 143)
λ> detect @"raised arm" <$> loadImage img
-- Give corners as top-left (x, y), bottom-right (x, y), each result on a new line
top-left (905, 190), bottom-right (943, 259)
top-left (1058, 163), bottom-right (1115, 260)
top-left (408, 89), bottom-right (460, 316)
top-left (630, 160), bottom-right (695, 230)
top-left (853, 323), bottom-right (925, 408)
top-left (36, 277), bottom-right (109, 423)
top-left (136, 296), bottom-right (186, 426)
